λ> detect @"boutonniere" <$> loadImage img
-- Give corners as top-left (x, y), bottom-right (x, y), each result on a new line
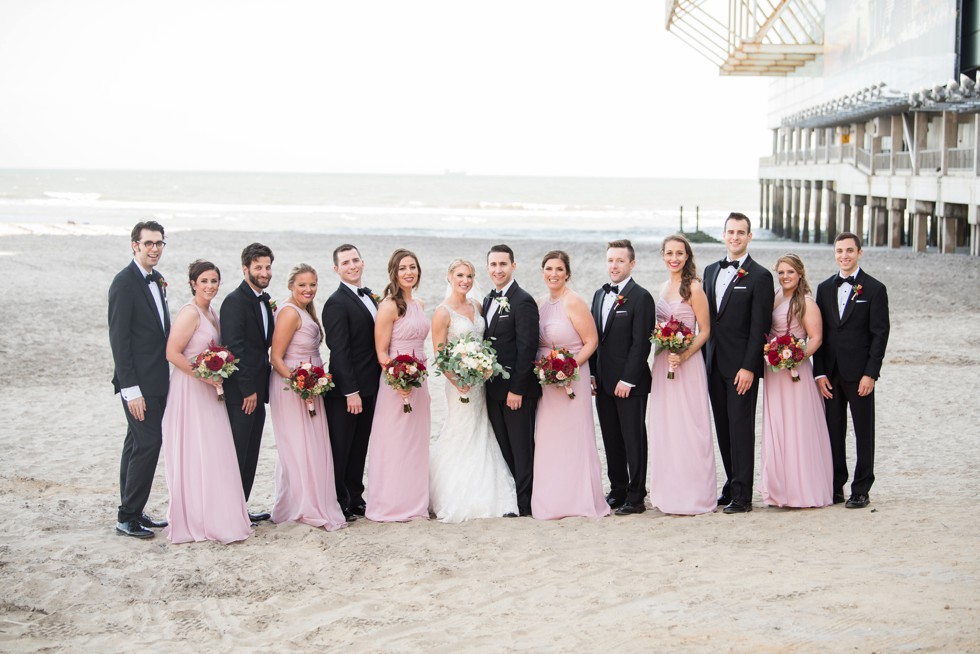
top-left (615, 295), bottom-right (627, 307)
top-left (497, 297), bottom-right (511, 312)
top-left (736, 267), bottom-right (748, 279)
top-left (269, 299), bottom-right (278, 314)
top-left (371, 292), bottom-right (383, 305)
top-left (851, 284), bottom-right (863, 301)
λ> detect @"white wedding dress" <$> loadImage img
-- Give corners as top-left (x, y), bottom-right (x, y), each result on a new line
top-left (429, 300), bottom-right (518, 522)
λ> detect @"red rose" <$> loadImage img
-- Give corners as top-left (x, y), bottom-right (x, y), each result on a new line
top-left (793, 349), bottom-right (805, 362)
top-left (767, 351), bottom-right (780, 365)
top-left (206, 356), bottom-right (223, 372)
top-left (550, 358), bottom-right (564, 372)
top-left (562, 359), bottom-right (577, 375)
top-left (661, 327), bottom-right (674, 338)
top-left (777, 334), bottom-right (792, 346)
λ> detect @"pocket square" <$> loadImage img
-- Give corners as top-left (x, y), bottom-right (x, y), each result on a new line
top-left (733, 286), bottom-right (748, 290)
top-left (855, 299), bottom-right (868, 303)
top-left (615, 310), bottom-right (628, 315)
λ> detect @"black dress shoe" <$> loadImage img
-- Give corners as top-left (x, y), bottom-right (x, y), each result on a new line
top-left (832, 493), bottom-right (846, 505)
top-left (249, 512), bottom-right (271, 522)
top-left (116, 520), bottom-right (155, 539)
top-left (845, 494), bottom-right (870, 509)
top-left (503, 512), bottom-right (518, 518)
top-left (605, 495), bottom-right (626, 509)
top-left (351, 503), bottom-right (367, 517)
top-left (615, 502), bottom-right (646, 515)
top-left (519, 509), bottom-right (532, 517)
top-left (139, 513), bottom-right (168, 529)
top-left (717, 495), bottom-right (732, 507)
top-left (343, 510), bottom-right (359, 523)
top-left (723, 500), bottom-right (753, 514)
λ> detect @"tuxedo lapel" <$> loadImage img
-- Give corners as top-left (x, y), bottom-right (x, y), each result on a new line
top-left (130, 262), bottom-right (167, 336)
top-left (591, 289), bottom-right (603, 335)
top-left (839, 270), bottom-right (862, 326)
top-left (705, 263), bottom-right (720, 313)
top-left (601, 279), bottom-right (634, 340)
top-left (341, 284), bottom-right (374, 322)
top-left (717, 255), bottom-right (749, 317)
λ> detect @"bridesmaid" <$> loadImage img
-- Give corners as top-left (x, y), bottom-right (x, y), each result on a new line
top-left (647, 234), bottom-right (717, 515)
top-left (365, 249), bottom-right (431, 522)
top-left (162, 260), bottom-right (252, 544)
top-left (760, 254), bottom-right (834, 508)
top-left (268, 263), bottom-right (347, 531)
top-left (531, 251), bottom-right (609, 520)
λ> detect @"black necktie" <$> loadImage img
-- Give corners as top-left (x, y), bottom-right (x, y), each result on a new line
top-left (719, 259), bottom-right (740, 269)
top-left (602, 283), bottom-right (619, 294)
top-left (145, 271), bottom-right (161, 284)
top-left (835, 275), bottom-right (857, 287)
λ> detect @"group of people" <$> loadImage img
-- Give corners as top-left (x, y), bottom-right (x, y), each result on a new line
top-left (107, 212), bottom-right (889, 543)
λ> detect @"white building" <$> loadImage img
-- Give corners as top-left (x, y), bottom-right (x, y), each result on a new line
top-left (667, 0), bottom-right (980, 255)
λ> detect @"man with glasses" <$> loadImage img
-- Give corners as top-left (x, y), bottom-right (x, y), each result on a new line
top-left (107, 221), bottom-right (171, 538)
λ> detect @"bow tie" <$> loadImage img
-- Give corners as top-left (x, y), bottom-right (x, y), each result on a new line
top-left (602, 283), bottom-right (619, 294)
top-left (488, 290), bottom-right (503, 299)
top-left (719, 259), bottom-right (740, 269)
top-left (259, 291), bottom-right (271, 303)
top-left (357, 286), bottom-right (373, 298)
top-left (835, 275), bottom-right (857, 287)
top-left (145, 271), bottom-right (162, 284)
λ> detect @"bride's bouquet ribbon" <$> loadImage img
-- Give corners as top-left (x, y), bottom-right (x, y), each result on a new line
top-left (434, 332), bottom-right (509, 403)
top-left (193, 341), bottom-right (239, 401)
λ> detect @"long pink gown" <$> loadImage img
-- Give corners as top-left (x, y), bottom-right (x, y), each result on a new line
top-left (268, 302), bottom-right (347, 531)
top-left (760, 299), bottom-right (834, 507)
top-left (162, 303), bottom-right (252, 544)
top-left (365, 300), bottom-right (431, 522)
top-left (647, 298), bottom-right (717, 515)
top-left (531, 297), bottom-right (610, 520)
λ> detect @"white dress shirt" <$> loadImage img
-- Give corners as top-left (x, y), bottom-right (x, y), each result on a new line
top-left (600, 276), bottom-right (635, 389)
top-left (252, 287), bottom-right (270, 336)
top-left (343, 281), bottom-right (378, 319)
top-left (488, 279), bottom-right (515, 322)
top-left (836, 267), bottom-right (861, 318)
top-left (121, 259), bottom-right (167, 402)
top-left (714, 259), bottom-right (740, 311)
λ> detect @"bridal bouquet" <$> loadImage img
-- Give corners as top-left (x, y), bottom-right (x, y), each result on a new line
top-left (764, 333), bottom-right (807, 382)
top-left (650, 316), bottom-right (695, 380)
top-left (193, 342), bottom-right (239, 401)
top-left (534, 347), bottom-right (580, 399)
top-left (285, 362), bottom-right (334, 417)
top-left (383, 353), bottom-right (428, 413)
top-left (434, 333), bottom-right (510, 403)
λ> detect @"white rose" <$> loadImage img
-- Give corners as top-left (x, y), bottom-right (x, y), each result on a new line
top-left (556, 371), bottom-right (567, 380)
top-left (217, 351), bottom-right (229, 360)
top-left (781, 348), bottom-right (792, 360)
top-left (317, 377), bottom-right (329, 387)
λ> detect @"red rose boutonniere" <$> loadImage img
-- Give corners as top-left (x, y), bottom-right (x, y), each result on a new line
top-left (736, 267), bottom-right (748, 279)
top-left (371, 292), bottom-right (383, 305)
top-left (615, 295), bottom-right (627, 308)
top-left (851, 284), bottom-right (863, 301)
top-left (269, 299), bottom-right (278, 314)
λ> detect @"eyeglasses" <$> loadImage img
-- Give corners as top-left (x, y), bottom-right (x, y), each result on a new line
top-left (139, 241), bottom-right (167, 250)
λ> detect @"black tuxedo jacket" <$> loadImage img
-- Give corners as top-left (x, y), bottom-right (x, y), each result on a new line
top-left (322, 284), bottom-right (380, 397)
top-left (108, 260), bottom-right (171, 396)
top-left (812, 270), bottom-right (890, 382)
top-left (220, 280), bottom-right (273, 402)
top-left (483, 281), bottom-right (541, 400)
top-left (588, 279), bottom-right (656, 395)
top-left (703, 254), bottom-right (774, 378)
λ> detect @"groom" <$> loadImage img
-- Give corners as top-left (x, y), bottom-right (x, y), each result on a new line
top-left (221, 242), bottom-right (275, 523)
top-left (322, 244), bottom-right (379, 521)
top-left (484, 244), bottom-right (540, 516)
top-left (589, 239), bottom-right (656, 515)
top-left (704, 212), bottom-right (774, 514)
top-left (107, 220), bottom-right (171, 538)
top-left (813, 232), bottom-right (890, 509)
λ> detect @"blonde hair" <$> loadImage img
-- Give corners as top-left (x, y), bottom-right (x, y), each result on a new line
top-left (286, 263), bottom-right (323, 343)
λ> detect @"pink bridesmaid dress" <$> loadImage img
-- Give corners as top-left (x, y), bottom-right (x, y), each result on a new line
top-left (163, 303), bottom-right (252, 544)
top-left (531, 297), bottom-right (610, 520)
top-left (647, 298), bottom-right (717, 515)
top-left (365, 300), bottom-right (431, 522)
top-left (760, 299), bottom-right (834, 507)
top-left (268, 301), bottom-right (347, 530)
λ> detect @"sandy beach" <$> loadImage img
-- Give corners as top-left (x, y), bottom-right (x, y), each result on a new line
top-left (1, 228), bottom-right (978, 652)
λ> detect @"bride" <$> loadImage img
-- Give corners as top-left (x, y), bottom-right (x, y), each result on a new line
top-left (429, 258), bottom-right (518, 522)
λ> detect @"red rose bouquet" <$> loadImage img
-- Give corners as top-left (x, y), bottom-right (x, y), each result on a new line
top-left (534, 347), bottom-right (580, 399)
top-left (193, 342), bottom-right (239, 401)
top-left (383, 353), bottom-right (428, 413)
top-left (763, 333), bottom-right (807, 382)
top-left (650, 316), bottom-right (695, 379)
top-left (285, 361), bottom-right (334, 416)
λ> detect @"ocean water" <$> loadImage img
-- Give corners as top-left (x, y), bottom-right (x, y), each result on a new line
top-left (0, 170), bottom-right (762, 242)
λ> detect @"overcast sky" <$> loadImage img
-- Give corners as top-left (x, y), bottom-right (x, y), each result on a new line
top-left (0, 0), bottom-right (771, 178)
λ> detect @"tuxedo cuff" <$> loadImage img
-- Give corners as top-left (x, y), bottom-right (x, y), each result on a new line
top-left (813, 375), bottom-right (827, 381)
top-left (618, 380), bottom-right (635, 388)
top-left (344, 391), bottom-right (360, 397)
top-left (120, 385), bottom-right (142, 401)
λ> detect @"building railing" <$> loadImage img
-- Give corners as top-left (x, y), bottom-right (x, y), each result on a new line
top-left (894, 152), bottom-right (913, 170)
top-left (918, 149), bottom-right (942, 171)
top-left (829, 145), bottom-right (841, 160)
top-left (873, 153), bottom-right (892, 171)
top-left (947, 147), bottom-right (975, 170)
top-left (856, 147), bottom-right (872, 170)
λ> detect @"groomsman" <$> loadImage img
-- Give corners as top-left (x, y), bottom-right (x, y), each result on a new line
top-left (221, 243), bottom-right (275, 522)
top-left (107, 220), bottom-right (171, 538)
top-left (484, 244), bottom-right (541, 516)
top-left (322, 244), bottom-right (379, 521)
top-left (813, 232), bottom-right (890, 509)
top-left (589, 239), bottom-right (656, 515)
top-left (703, 212), bottom-right (774, 514)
